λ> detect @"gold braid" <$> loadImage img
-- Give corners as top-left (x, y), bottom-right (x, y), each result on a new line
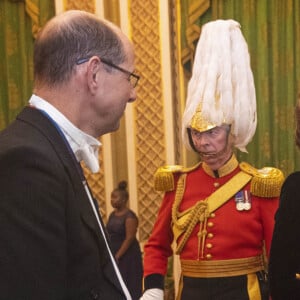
top-left (172, 174), bottom-right (209, 257)
top-left (172, 174), bottom-right (188, 230)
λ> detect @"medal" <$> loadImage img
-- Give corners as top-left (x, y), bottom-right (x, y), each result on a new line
top-left (244, 190), bottom-right (251, 210)
top-left (235, 190), bottom-right (252, 211)
top-left (235, 191), bottom-right (244, 211)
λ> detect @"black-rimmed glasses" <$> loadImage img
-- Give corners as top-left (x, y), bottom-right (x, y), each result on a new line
top-left (76, 56), bottom-right (140, 88)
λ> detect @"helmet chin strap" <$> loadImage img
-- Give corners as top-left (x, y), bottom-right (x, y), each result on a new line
top-left (199, 143), bottom-right (230, 159)
top-left (198, 130), bottom-right (233, 161)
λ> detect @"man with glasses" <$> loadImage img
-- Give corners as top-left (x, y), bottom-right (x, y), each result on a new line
top-left (0, 10), bottom-right (138, 300)
top-left (76, 57), bottom-right (140, 88)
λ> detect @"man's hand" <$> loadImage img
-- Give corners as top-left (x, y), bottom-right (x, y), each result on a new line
top-left (139, 288), bottom-right (164, 300)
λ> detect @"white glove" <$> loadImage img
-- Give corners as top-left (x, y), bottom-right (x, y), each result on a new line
top-left (139, 288), bottom-right (164, 300)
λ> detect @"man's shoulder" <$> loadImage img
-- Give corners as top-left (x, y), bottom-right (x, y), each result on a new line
top-left (153, 162), bottom-right (201, 192)
top-left (0, 107), bottom-right (71, 170)
top-left (280, 171), bottom-right (300, 191)
top-left (239, 162), bottom-right (285, 198)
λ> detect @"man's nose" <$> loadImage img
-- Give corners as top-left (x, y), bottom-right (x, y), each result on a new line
top-left (196, 133), bottom-right (209, 145)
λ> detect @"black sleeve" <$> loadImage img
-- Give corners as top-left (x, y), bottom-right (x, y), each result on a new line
top-left (268, 172), bottom-right (300, 299)
top-left (0, 145), bottom-right (68, 300)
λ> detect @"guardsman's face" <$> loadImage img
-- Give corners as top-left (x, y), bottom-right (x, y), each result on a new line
top-left (190, 125), bottom-right (233, 170)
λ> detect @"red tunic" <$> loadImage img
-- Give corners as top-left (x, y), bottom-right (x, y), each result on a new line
top-left (144, 158), bottom-right (280, 278)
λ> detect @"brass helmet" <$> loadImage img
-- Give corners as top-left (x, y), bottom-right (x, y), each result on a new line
top-left (182, 19), bottom-right (257, 152)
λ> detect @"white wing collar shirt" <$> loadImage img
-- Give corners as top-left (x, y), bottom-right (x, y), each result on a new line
top-left (29, 94), bottom-right (101, 173)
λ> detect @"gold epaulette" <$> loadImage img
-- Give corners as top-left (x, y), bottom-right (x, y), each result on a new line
top-left (239, 162), bottom-right (285, 197)
top-left (154, 163), bottom-right (201, 192)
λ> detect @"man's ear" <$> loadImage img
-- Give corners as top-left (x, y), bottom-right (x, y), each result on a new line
top-left (228, 131), bottom-right (236, 146)
top-left (87, 57), bottom-right (101, 94)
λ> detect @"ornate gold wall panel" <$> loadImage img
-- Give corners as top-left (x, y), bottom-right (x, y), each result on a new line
top-left (82, 157), bottom-right (107, 220)
top-left (181, 0), bottom-right (210, 67)
top-left (169, 0), bottom-right (184, 165)
top-left (130, 0), bottom-right (167, 242)
top-left (64, 0), bottom-right (95, 12)
top-left (63, 0), bottom-right (106, 220)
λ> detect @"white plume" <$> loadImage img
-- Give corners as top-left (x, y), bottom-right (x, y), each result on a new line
top-left (182, 19), bottom-right (257, 152)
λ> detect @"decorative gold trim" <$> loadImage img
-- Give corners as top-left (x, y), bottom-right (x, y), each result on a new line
top-left (25, 0), bottom-right (40, 38)
top-left (172, 171), bottom-right (252, 257)
top-left (202, 155), bottom-right (239, 178)
top-left (64, 0), bottom-right (95, 12)
top-left (154, 162), bottom-right (202, 192)
top-left (240, 162), bottom-right (285, 197)
top-left (154, 165), bottom-right (183, 192)
top-left (154, 155), bottom-right (240, 192)
top-left (190, 103), bottom-right (217, 133)
top-left (247, 273), bottom-right (261, 300)
top-left (181, 255), bottom-right (264, 278)
top-left (181, 0), bottom-right (210, 68)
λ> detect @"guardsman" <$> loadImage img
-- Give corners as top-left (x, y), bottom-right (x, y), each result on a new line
top-left (140, 19), bottom-right (284, 300)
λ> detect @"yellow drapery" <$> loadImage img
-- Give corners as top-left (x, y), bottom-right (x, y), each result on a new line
top-left (0, 0), bottom-right (55, 129)
top-left (180, 0), bottom-right (210, 69)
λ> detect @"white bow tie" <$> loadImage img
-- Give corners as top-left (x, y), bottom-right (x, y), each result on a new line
top-left (75, 144), bottom-right (100, 173)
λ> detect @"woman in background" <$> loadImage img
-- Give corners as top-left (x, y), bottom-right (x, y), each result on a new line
top-left (106, 181), bottom-right (143, 300)
top-left (269, 95), bottom-right (300, 299)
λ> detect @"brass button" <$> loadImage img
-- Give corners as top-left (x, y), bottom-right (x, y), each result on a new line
top-left (210, 213), bottom-right (216, 218)
top-left (207, 233), bottom-right (214, 238)
top-left (213, 182), bottom-right (220, 188)
top-left (206, 254), bottom-right (212, 259)
top-left (207, 222), bottom-right (214, 227)
top-left (206, 243), bottom-right (213, 249)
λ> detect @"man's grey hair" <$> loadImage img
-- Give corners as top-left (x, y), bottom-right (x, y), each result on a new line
top-left (34, 10), bottom-right (126, 87)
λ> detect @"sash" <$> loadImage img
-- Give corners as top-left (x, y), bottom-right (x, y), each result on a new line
top-left (172, 171), bottom-right (252, 255)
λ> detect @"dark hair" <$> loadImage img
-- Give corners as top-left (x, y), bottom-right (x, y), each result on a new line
top-left (114, 180), bottom-right (129, 201)
top-left (34, 10), bottom-right (126, 87)
top-left (295, 94), bottom-right (300, 149)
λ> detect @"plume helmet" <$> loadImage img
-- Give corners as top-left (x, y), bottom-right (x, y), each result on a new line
top-left (182, 19), bottom-right (257, 153)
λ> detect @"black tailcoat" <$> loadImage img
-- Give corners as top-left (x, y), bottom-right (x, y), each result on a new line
top-left (0, 107), bottom-right (126, 300)
top-left (269, 172), bottom-right (300, 299)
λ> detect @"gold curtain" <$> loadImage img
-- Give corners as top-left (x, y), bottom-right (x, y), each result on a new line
top-left (181, 0), bottom-right (300, 176)
top-left (0, 0), bottom-right (55, 129)
top-left (180, 0), bottom-right (210, 71)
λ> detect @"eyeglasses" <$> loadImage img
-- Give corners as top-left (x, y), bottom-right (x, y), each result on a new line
top-left (76, 56), bottom-right (140, 88)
